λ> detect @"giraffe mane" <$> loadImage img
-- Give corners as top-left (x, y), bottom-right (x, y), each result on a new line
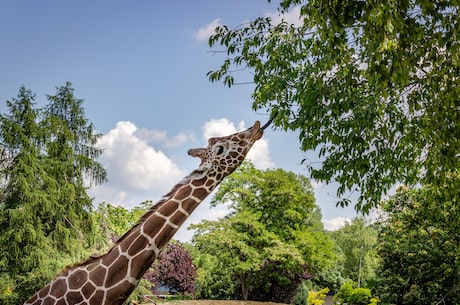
top-left (58, 174), bottom-right (195, 275)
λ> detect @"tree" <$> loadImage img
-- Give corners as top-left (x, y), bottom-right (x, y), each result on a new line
top-left (313, 263), bottom-right (346, 294)
top-left (375, 180), bottom-right (460, 305)
top-left (332, 217), bottom-right (379, 287)
top-left (0, 86), bottom-right (58, 303)
top-left (189, 247), bottom-right (237, 300)
top-left (95, 201), bottom-right (149, 241)
top-left (150, 243), bottom-right (197, 296)
top-left (0, 84), bottom-right (106, 302)
top-left (41, 82), bottom-right (107, 255)
top-left (93, 201), bottom-right (156, 304)
top-left (43, 82), bottom-right (106, 187)
top-left (207, 0), bottom-right (459, 212)
top-left (292, 280), bottom-right (312, 305)
top-left (192, 210), bottom-right (307, 301)
top-left (191, 163), bottom-right (335, 302)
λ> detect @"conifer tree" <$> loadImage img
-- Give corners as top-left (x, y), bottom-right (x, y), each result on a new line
top-left (42, 82), bottom-right (107, 254)
top-left (0, 86), bottom-right (57, 301)
top-left (0, 84), bottom-right (107, 302)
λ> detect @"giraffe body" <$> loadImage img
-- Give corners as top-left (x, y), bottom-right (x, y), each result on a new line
top-left (24, 121), bottom-right (264, 305)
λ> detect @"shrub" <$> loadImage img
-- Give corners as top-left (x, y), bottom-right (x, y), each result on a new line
top-left (334, 281), bottom-right (377, 305)
top-left (308, 287), bottom-right (329, 305)
top-left (293, 280), bottom-right (312, 305)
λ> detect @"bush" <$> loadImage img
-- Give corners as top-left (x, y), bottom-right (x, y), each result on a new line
top-left (308, 287), bottom-right (329, 305)
top-left (293, 280), bottom-right (312, 305)
top-left (125, 279), bottom-right (154, 305)
top-left (334, 281), bottom-right (377, 305)
top-left (348, 287), bottom-right (371, 305)
top-left (0, 273), bottom-right (18, 305)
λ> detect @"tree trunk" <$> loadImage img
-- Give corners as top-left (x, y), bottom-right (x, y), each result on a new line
top-left (240, 272), bottom-right (250, 300)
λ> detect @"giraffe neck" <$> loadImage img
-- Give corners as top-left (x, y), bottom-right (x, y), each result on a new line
top-left (24, 119), bottom-right (265, 305)
top-left (24, 172), bottom-right (219, 305)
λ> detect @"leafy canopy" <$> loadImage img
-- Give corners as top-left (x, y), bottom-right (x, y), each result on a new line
top-left (376, 180), bottom-right (460, 305)
top-left (150, 243), bottom-right (197, 295)
top-left (331, 217), bottom-right (379, 287)
top-left (208, 0), bottom-right (459, 212)
top-left (191, 163), bottom-right (334, 302)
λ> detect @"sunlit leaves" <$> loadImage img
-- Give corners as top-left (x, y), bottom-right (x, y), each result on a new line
top-left (191, 163), bottom-right (334, 301)
top-left (331, 218), bottom-right (379, 287)
top-left (376, 179), bottom-right (460, 304)
top-left (207, 0), bottom-right (460, 212)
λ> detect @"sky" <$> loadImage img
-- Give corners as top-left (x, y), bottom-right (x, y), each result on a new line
top-left (0, 0), bottom-right (364, 242)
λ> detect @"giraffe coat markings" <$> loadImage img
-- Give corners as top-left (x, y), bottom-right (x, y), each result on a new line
top-left (23, 121), bottom-right (265, 305)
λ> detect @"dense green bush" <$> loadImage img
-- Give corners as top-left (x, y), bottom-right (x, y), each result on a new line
top-left (0, 273), bottom-right (16, 305)
top-left (334, 281), bottom-right (376, 305)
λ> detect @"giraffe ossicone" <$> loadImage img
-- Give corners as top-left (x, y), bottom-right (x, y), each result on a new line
top-left (24, 120), bottom-right (266, 305)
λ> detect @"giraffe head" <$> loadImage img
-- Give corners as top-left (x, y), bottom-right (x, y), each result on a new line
top-left (187, 121), bottom-right (264, 180)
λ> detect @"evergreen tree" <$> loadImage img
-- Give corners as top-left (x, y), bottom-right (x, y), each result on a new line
top-left (0, 86), bottom-right (58, 302)
top-left (42, 82), bottom-right (107, 254)
top-left (0, 84), bottom-right (107, 302)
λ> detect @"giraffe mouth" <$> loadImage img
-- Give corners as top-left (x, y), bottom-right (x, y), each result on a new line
top-left (250, 121), bottom-right (264, 141)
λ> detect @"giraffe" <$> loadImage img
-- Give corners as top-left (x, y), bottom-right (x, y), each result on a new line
top-left (24, 120), bottom-right (270, 305)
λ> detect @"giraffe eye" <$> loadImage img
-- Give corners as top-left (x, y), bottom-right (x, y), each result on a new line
top-left (215, 145), bottom-right (224, 155)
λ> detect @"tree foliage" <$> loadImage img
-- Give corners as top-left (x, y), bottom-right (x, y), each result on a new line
top-left (95, 201), bottom-right (150, 240)
top-left (207, 0), bottom-right (459, 212)
top-left (332, 217), bottom-right (379, 287)
top-left (375, 180), bottom-right (460, 304)
top-left (150, 243), bottom-right (197, 295)
top-left (189, 248), bottom-right (237, 300)
top-left (313, 263), bottom-right (346, 294)
top-left (0, 84), bottom-right (106, 302)
top-left (93, 201), bottom-right (156, 304)
top-left (292, 280), bottom-right (312, 305)
top-left (191, 163), bottom-right (334, 302)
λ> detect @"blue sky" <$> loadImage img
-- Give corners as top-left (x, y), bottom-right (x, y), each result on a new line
top-left (0, 1), bottom-right (363, 241)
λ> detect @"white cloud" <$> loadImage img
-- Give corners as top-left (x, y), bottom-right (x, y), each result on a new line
top-left (201, 118), bottom-right (274, 169)
top-left (175, 118), bottom-right (276, 242)
top-left (194, 18), bottom-right (223, 41)
top-left (322, 216), bottom-right (351, 231)
top-left (89, 121), bottom-right (186, 209)
top-left (134, 128), bottom-right (195, 148)
top-left (265, 6), bottom-right (303, 27)
top-left (88, 118), bottom-right (274, 242)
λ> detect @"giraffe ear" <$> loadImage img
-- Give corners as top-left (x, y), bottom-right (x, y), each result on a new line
top-left (208, 137), bottom-right (218, 145)
top-left (188, 148), bottom-right (206, 159)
